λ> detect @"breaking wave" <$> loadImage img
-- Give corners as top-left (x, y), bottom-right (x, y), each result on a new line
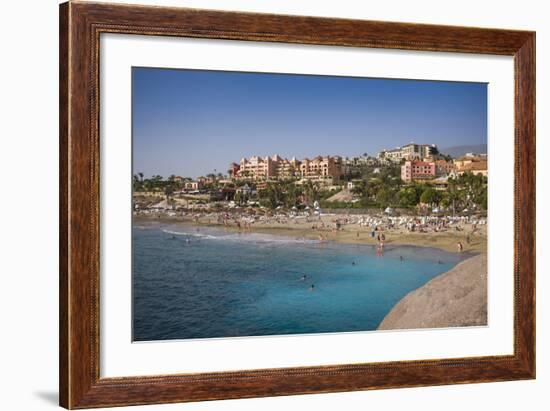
top-left (161, 228), bottom-right (319, 245)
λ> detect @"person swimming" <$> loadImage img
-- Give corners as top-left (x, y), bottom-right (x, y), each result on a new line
top-left (309, 284), bottom-right (315, 291)
top-left (399, 256), bottom-right (403, 261)
top-left (300, 275), bottom-right (307, 281)
top-left (352, 261), bottom-right (356, 266)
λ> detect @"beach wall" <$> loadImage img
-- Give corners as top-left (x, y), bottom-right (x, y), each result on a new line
top-left (377, 254), bottom-right (487, 330)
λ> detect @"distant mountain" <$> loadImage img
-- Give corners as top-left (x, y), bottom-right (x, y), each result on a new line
top-left (440, 144), bottom-right (487, 158)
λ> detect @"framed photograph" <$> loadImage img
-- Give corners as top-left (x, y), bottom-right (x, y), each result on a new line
top-left (59, 1), bottom-right (535, 409)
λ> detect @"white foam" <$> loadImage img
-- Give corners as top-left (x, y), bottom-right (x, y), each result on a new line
top-left (161, 228), bottom-right (319, 245)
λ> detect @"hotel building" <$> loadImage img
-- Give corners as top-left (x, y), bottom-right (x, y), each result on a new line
top-left (378, 142), bottom-right (439, 163)
top-left (183, 180), bottom-right (203, 191)
top-left (341, 155), bottom-right (378, 176)
top-left (456, 160), bottom-right (488, 177)
top-left (454, 155), bottom-right (486, 170)
top-left (299, 156), bottom-right (342, 182)
top-left (232, 154), bottom-right (342, 183)
top-left (235, 155), bottom-right (276, 180)
top-left (274, 155), bottom-right (301, 180)
top-left (401, 160), bottom-right (436, 182)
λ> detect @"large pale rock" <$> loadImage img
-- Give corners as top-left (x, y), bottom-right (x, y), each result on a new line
top-left (378, 254), bottom-right (487, 330)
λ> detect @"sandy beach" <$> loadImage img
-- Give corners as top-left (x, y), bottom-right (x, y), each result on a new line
top-left (134, 210), bottom-right (487, 253)
top-left (378, 253), bottom-right (487, 330)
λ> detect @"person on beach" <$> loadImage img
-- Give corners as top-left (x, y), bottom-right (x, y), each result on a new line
top-left (399, 255), bottom-right (403, 262)
top-left (457, 241), bottom-right (464, 252)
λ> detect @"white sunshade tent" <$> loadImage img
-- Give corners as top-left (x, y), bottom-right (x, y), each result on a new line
top-left (149, 199), bottom-right (170, 209)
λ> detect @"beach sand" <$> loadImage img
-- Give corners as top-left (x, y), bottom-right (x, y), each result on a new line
top-left (134, 212), bottom-right (487, 253)
top-left (377, 253), bottom-right (487, 330)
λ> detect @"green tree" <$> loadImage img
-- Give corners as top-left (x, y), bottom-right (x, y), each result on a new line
top-left (350, 180), bottom-right (367, 196)
top-left (283, 183), bottom-right (301, 208)
top-left (151, 175), bottom-right (163, 190)
top-left (458, 172), bottom-right (487, 210)
top-left (478, 188), bottom-right (488, 210)
top-left (259, 182), bottom-right (283, 209)
top-left (234, 191), bottom-right (242, 205)
top-left (376, 187), bottom-right (391, 208)
top-left (164, 184), bottom-right (175, 200)
top-left (133, 174), bottom-right (142, 191)
top-left (302, 179), bottom-right (319, 205)
top-left (366, 178), bottom-right (382, 200)
top-left (420, 187), bottom-right (439, 206)
top-left (398, 186), bottom-right (418, 207)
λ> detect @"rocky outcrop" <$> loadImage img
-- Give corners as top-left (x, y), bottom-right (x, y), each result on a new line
top-left (378, 254), bottom-right (487, 330)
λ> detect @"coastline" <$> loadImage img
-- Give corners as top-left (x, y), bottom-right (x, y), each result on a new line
top-left (377, 253), bottom-right (487, 330)
top-left (134, 213), bottom-right (487, 253)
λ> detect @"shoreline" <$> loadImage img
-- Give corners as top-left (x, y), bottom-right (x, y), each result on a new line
top-left (134, 213), bottom-right (487, 253)
top-left (378, 253), bottom-right (488, 330)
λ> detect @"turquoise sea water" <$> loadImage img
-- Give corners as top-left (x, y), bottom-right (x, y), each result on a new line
top-left (132, 222), bottom-right (467, 341)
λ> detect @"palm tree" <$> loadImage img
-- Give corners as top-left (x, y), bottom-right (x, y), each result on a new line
top-left (164, 184), bottom-right (175, 200)
top-left (234, 191), bottom-right (243, 205)
top-left (420, 187), bottom-right (439, 207)
top-left (132, 174), bottom-right (141, 191)
top-left (151, 175), bottom-right (163, 189)
top-left (283, 182), bottom-right (301, 208)
top-left (303, 180), bottom-right (319, 205)
top-left (350, 180), bottom-right (366, 196)
top-left (445, 177), bottom-right (462, 216)
top-left (259, 182), bottom-right (282, 209)
top-left (458, 172), bottom-right (486, 209)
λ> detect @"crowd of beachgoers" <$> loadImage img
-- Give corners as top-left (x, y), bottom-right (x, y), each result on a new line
top-left (134, 207), bottom-right (487, 253)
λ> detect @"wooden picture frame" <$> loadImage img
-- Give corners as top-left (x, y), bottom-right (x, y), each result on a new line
top-left (59, 1), bottom-right (535, 408)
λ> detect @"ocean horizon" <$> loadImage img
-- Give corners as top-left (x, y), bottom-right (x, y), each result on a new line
top-left (132, 222), bottom-right (469, 341)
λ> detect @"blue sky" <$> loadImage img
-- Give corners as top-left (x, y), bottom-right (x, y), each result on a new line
top-left (132, 67), bottom-right (487, 178)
